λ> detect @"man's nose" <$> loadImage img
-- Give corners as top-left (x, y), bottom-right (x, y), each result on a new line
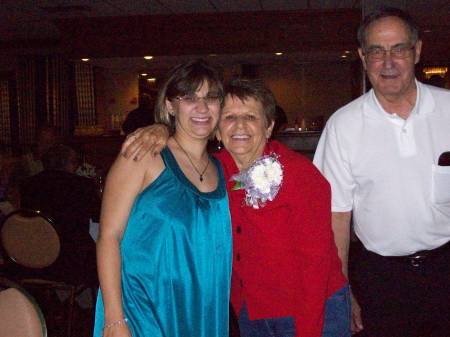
top-left (382, 52), bottom-right (394, 67)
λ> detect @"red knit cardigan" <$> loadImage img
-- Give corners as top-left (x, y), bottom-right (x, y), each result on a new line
top-left (215, 140), bottom-right (346, 337)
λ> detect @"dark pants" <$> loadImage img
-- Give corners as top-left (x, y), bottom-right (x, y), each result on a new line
top-left (350, 241), bottom-right (450, 337)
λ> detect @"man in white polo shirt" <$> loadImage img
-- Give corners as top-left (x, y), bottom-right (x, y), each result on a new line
top-left (314, 7), bottom-right (450, 337)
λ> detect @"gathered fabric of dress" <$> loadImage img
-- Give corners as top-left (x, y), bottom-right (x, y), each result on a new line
top-left (93, 147), bottom-right (232, 337)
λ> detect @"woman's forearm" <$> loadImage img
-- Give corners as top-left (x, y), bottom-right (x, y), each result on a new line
top-left (97, 234), bottom-right (126, 323)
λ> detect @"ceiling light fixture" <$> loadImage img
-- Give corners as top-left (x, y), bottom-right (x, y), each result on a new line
top-left (144, 56), bottom-right (153, 60)
top-left (81, 58), bottom-right (90, 62)
top-left (275, 52), bottom-right (283, 56)
top-left (140, 73), bottom-right (148, 77)
top-left (423, 66), bottom-right (447, 79)
top-left (147, 78), bottom-right (156, 82)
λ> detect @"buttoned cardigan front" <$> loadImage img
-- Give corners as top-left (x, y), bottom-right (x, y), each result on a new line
top-left (216, 140), bottom-right (346, 337)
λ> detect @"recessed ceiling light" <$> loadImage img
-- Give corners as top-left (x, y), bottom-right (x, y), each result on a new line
top-left (341, 55), bottom-right (347, 58)
top-left (147, 78), bottom-right (156, 82)
top-left (140, 73), bottom-right (148, 77)
top-left (275, 52), bottom-right (283, 56)
top-left (144, 56), bottom-right (153, 60)
top-left (423, 66), bottom-right (448, 77)
top-left (344, 50), bottom-right (351, 54)
top-left (81, 58), bottom-right (90, 62)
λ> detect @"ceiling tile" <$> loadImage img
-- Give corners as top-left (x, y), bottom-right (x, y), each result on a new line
top-left (211, 0), bottom-right (262, 12)
top-left (154, 0), bottom-right (216, 14)
top-left (260, 0), bottom-right (308, 11)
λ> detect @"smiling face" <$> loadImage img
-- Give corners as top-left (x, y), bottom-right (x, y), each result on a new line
top-left (358, 16), bottom-right (421, 102)
top-left (167, 81), bottom-right (220, 141)
top-left (218, 95), bottom-right (274, 170)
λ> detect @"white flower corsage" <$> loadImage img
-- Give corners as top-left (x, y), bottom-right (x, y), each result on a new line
top-left (231, 154), bottom-right (283, 209)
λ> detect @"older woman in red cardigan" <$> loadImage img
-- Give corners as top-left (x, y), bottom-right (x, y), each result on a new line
top-left (123, 78), bottom-right (349, 337)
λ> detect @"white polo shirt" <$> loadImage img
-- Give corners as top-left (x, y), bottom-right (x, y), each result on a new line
top-left (313, 80), bottom-right (450, 256)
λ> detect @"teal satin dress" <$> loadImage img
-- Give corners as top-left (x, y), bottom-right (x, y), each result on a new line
top-left (94, 147), bottom-right (232, 337)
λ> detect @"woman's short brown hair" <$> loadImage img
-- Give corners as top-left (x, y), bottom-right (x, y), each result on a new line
top-left (154, 59), bottom-right (223, 132)
top-left (224, 78), bottom-right (276, 126)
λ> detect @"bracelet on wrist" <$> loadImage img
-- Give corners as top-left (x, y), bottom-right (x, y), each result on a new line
top-left (103, 318), bottom-right (128, 330)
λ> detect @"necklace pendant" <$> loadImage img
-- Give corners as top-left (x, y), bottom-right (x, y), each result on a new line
top-left (173, 137), bottom-right (210, 184)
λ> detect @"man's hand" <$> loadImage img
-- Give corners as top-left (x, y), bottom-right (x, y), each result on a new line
top-left (331, 212), bottom-right (363, 333)
top-left (121, 124), bottom-right (169, 161)
top-left (351, 291), bottom-right (363, 334)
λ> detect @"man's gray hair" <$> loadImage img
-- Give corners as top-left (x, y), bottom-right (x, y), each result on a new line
top-left (357, 7), bottom-right (419, 50)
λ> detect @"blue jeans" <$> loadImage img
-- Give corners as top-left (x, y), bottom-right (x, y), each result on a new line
top-left (238, 285), bottom-right (351, 337)
top-left (322, 285), bottom-right (351, 337)
top-left (238, 304), bottom-right (296, 337)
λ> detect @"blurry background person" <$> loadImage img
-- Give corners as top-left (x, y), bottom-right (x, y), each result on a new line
top-left (22, 125), bottom-right (61, 177)
top-left (314, 7), bottom-right (450, 337)
top-left (121, 93), bottom-right (155, 135)
top-left (19, 144), bottom-right (100, 287)
top-left (0, 150), bottom-right (16, 220)
top-left (272, 105), bottom-right (288, 135)
top-left (424, 74), bottom-right (446, 88)
top-left (6, 126), bottom-right (62, 209)
top-left (94, 59), bottom-right (231, 337)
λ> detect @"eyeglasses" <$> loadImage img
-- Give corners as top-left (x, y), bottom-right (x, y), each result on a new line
top-left (175, 94), bottom-right (222, 106)
top-left (363, 44), bottom-right (415, 61)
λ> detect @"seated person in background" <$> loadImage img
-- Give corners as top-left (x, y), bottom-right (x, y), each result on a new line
top-left (19, 144), bottom-right (100, 286)
top-left (0, 152), bottom-right (12, 222)
top-left (21, 126), bottom-right (61, 177)
top-left (7, 126), bottom-right (61, 209)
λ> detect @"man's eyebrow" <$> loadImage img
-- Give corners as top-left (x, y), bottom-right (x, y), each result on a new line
top-left (366, 42), bottom-right (410, 49)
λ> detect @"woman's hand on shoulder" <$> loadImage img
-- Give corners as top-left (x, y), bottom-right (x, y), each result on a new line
top-left (121, 124), bottom-right (169, 161)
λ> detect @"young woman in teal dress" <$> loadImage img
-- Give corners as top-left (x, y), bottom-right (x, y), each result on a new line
top-left (93, 60), bottom-right (232, 337)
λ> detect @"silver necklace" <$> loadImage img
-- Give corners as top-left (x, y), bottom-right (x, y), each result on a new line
top-left (173, 137), bottom-right (210, 182)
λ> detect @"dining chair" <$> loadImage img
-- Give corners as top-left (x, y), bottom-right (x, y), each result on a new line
top-left (1, 209), bottom-right (60, 268)
top-left (0, 209), bottom-right (79, 337)
top-left (0, 279), bottom-right (47, 337)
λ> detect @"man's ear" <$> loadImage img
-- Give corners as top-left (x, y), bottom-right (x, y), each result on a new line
top-left (358, 48), bottom-right (367, 70)
top-left (414, 40), bottom-right (422, 65)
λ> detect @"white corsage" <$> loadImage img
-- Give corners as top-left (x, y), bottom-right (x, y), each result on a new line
top-left (231, 154), bottom-right (283, 209)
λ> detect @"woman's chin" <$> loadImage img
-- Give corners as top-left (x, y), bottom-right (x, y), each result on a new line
top-left (192, 124), bottom-right (216, 137)
top-left (226, 147), bottom-right (257, 161)
top-left (183, 127), bottom-right (215, 140)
